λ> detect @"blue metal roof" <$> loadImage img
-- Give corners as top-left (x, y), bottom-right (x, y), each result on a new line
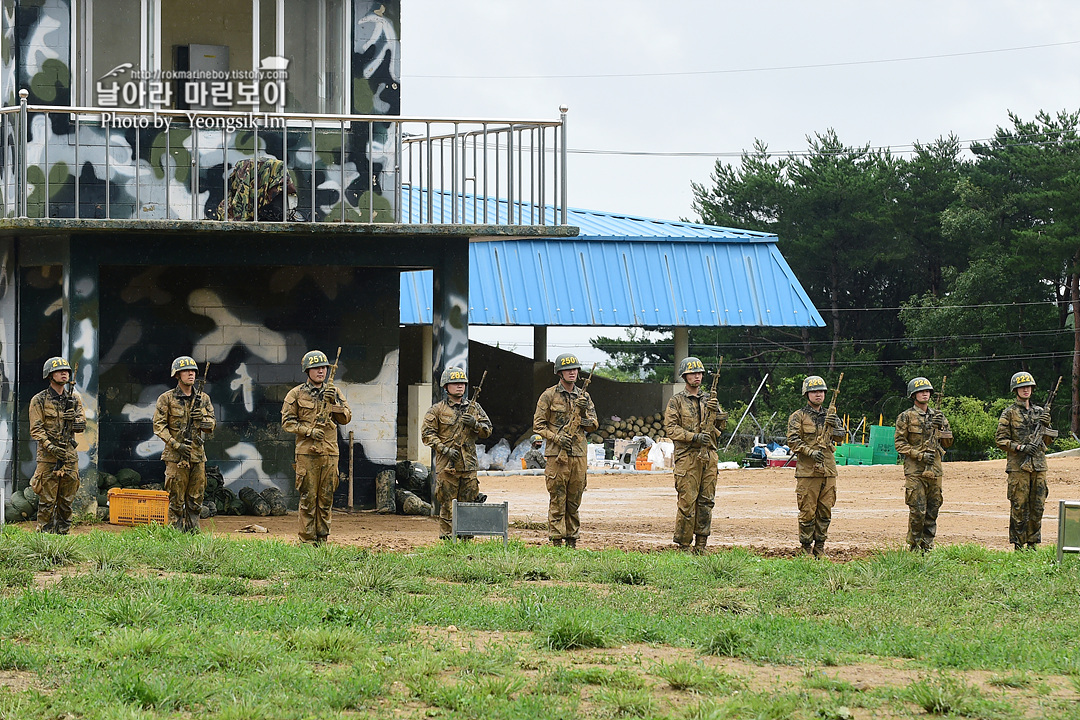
top-left (400, 194), bottom-right (824, 328)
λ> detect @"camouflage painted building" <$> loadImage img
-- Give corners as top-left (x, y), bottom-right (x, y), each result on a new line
top-left (0, 0), bottom-right (572, 507)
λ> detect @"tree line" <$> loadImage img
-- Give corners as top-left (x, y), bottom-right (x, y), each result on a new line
top-left (592, 109), bottom-right (1080, 445)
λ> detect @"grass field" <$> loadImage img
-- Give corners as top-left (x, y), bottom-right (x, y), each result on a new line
top-left (1, 525), bottom-right (1079, 719)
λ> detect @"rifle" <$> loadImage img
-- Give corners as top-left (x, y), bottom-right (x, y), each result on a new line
top-left (1020, 375), bottom-right (1062, 472)
top-left (177, 362), bottom-right (211, 469)
top-left (919, 376), bottom-right (947, 478)
top-left (697, 357), bottom-right (724, 461)
top-left (448, 370), bottom-right (487, 471)
top-left (51, 362), bottom-right (79, 478)
top-left (555, 363), bottom-right (597, 466)
top-left (314, 347), bottom-right (343, 430)
top-left (812, 373), bottom-right (843, 470)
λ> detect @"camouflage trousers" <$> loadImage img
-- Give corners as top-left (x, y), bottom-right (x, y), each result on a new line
top-left (31, 461), bottom-right (79, 534)
top-left (545, 455), bottom-right (587, 541)
top-left (1007, 470), bottom-right (1048, 546)
top-left (904, 473), bottom-right (942, 550)
top-left (795, 474), bottom-right (836, 546)
top-left (672, 452), bottom-right (717, 546)
top-left (436, 469), bottom-right (480, 537)
top-left (165, 461), bottom-right (206, 533)
top-left (295, 454), bottom-right (340, 543)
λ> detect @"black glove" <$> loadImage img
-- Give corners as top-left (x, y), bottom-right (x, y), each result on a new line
top-left (810, 449), bottom-right (826, 464)
top-left (1038, 409), bottom-right (1052, 425)
top-left (921, 450), bottom-right (936, 465)
top-left (52, 443), bottom-right (76, 462)
top-left (932, 413), bottom-right (946, 430)
top-left (199, 415), bottom-right (214, 430)
top-left (461, 413), bottom-right (478, 429)
top-left (322, 386), bottom-right (338, 404)
top-left (705, 396), bottom-right (720, 413)
top-left (573, 395), bottom-right (589, 411)
top-left (693, 433), bottom-right (711, 447)
top-left (825, 411), bottom-right (842, 429)
top-left (62, 407), bottom-right (77, 422)
top-left (558, 433), bottom-right (574, 450)
top-left (441, 445), bottom-right (462, 463)
top-left (307, 426), bottom-right (326, 442)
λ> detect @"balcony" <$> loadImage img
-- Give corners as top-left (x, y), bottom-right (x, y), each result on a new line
top-left (0, 96), bottom-right (569, 227)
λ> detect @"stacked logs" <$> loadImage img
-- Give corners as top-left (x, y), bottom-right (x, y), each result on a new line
top-left (588, 413), bottom-right (664, 444)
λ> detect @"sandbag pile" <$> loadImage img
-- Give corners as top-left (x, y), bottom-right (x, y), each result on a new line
top-left (589, 413), bottom-right (665, 444)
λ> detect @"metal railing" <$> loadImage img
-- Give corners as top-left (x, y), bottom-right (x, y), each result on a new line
top-left (1, 91), bottom-right (568, 225)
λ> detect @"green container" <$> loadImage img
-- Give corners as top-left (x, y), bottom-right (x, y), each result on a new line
top-left (869, 425), bottom-right (896, 455)
top-left (834, 444), bottom-right (849, 460)
top-left (835, 457), bottom-right (847, 466)
top-left (847, 444), bottom-right (873, 463)
top-left (872, 451), bottom-right (899, 465)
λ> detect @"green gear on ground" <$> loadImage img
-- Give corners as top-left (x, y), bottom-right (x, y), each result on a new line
top-left (907, 376), bottom-right (934, 397)
top-left (96, 491), bottom-right (110, 507)
top-left (259, 487), bottom-right (288, 516)
top-left (42, 356), bottom-right (72, 379)
top-left (115, 469), bottom-right (142, 488)
top-left (677, 356), bottom-right (706, 378)
top-left (22, 485), bottom-right (38, 507)
top-left (1010, 371), bottom-right (1036, 392)
top-left (801, 375), bottom-right (828, 395)
top-left (439, 366), bottom-right (468, 387)
top-left (554, 353), bottom-right (581, 373)
top-left (170, 355), bottom-right (198, 377)
top-left (301, 350), bottom-right (331, 373)
top-left (238, 487), bottom-right (271, 516)
top-left (396, 488), bottom-right (433, 516)
top-left (10, 491), bottom-right (32, 518)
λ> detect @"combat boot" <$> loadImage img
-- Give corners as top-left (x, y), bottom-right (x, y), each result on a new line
top-left (565, 537), bottom-right (577, 549)
top-left (693, 535), bottom-right (708, 555)
top-left (799, 543), bottom-right (813, 556)
top-left (812, 541), bottom-right (826, 559)
top-left (550, 538), bottom-right (563, 547)
top-left (675, 543), bottom-right (692, 553)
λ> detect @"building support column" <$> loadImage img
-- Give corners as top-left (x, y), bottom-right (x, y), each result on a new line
top-left (0, 237), bottom-right (15, 499)
top-left (533, 325), bottom-right (547, 362)
top-left (64, 240), bottom-right (100, 491)
top-left (664, 326), bottom-right (690, 407)
top-left (407, 326), bottom-right (434, 463)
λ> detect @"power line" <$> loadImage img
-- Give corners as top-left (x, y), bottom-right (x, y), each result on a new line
top-left (408, 40), bottom-right (1080, 80)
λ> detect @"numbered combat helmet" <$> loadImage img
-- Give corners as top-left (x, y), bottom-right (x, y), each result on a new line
top-left (801, 375), bottom-right (828, 395)
top-left (170, 355), bottom-right (198, 378)
top-left (440, 367), bottom-right (468, 387)
top-left (42, 356), bottom-right (72, 380)
top-left (1010, 371), bottom-right (1036, 393)
top-left (678, 357), bottom-right (706, 378)
top-left (554, 353), bottom-right (581, 374)
top-left (906, 376), bottom-right (934, 398)
top-left (301, 350), bottom-right (331, 373)
top-left (530, 434), bottom-right (543, 445)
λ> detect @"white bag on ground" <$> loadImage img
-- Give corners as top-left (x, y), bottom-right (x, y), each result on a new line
top-left (648, 440), bottom-right (674, 469)
top-left (488, 438), bottom-right (512, 470)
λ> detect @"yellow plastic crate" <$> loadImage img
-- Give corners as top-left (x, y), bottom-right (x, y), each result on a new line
top-left (107, 488), bottom-right (169, 526)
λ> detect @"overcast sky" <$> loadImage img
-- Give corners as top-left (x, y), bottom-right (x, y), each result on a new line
top-left (400, 0), bottom-right (1080, 363)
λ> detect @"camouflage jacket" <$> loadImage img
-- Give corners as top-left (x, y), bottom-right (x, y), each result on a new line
top-left (786, 405), bottom-right (837, 478)
top-left (523, 448), bottom-right (546, 469)
top-left (421, 398), bottom-right (492, 474)
top-left (153, 387), bottom-right (216, 463)
top-left (533, 384), bottom-right (599, 458)
top-left (995, 402), bottom-right (1055, 473)
top-left (663, 390), bottom-right (728, 459)
top-left (894, 406), bottom-right (953, 478)
top-left (29, 387), bottom-right (86, 463)
top-left (213, 158), bottom-right (301, 221)
top-left (281, 382), bottom-right (352, 456)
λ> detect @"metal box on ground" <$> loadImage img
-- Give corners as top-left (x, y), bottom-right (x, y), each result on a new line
top-left (108, 488), bottom-right (169, 526)
top-left (1057, 500), bottom-right (1080, 563)
top-left (451, 500), bottom-right (509, 544)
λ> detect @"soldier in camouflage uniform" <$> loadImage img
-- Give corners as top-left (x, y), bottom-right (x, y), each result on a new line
top-left (894, 377), bottom-right (953, 551)
top-left (153, 356), bottom-right (216, 532)
top-left (281, 350), bottom-right (352, 544)
top-left (421, 367), bottom-right (493, 539)
top-left (663, 357), bottom-right (729, 553)
top-left (995, 371), bottom-right (1057, 551)
top-left (28, 357), bottom-right (86, 534)
top-left (786, 375), bottom-right (843, 557)
top-left (533, 353), bottom-right (599, 548)
top-left (523, 435), bottom-right (546, 469)
top-left (213, 157), bottom-right (302, 221)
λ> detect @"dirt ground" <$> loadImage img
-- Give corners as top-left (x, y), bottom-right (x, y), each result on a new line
top-left (142, 455), bottom-right (1080, 555)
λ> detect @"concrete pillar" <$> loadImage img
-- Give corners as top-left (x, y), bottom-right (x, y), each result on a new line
top-left (431, 238), bottom-right (469, 398)
top-left (420, 325), bottom-right (433, 384)
top-left (666, 326), bottom-right (690, 406)
top-left (0, 237), bottom-right (14, 498)
top-left (64, 240), bottom-right (100, 487)
top-left (533, 326), bottom-right (547, 362)
top-left (407, 382), bottom-right (433, 462)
